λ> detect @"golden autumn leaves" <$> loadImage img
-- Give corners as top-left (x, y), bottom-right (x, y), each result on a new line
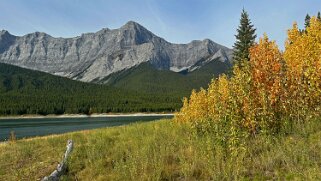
top-left (175, 17), bottom-right (321, 136)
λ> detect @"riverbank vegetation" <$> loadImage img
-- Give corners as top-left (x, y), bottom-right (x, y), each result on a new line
top-left (0, 118), bottom-right (320, 180)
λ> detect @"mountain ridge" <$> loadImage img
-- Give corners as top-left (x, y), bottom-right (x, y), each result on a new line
top-left (0, 21), bottom-right (233, 82)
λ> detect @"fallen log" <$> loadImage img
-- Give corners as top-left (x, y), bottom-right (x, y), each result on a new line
top-left (42, 140), bottom-right (73, 181)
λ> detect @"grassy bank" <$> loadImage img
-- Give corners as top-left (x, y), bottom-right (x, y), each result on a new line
top-left (0, 119), bottom-right (321, 180)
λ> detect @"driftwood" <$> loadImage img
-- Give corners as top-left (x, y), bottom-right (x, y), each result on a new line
top-left (42, 140), bottom-right (73, 181)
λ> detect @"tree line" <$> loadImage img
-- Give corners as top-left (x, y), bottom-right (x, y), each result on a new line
top-left (0, 63), bottom-right (182, 116)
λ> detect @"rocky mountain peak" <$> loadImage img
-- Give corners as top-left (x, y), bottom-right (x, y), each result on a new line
top-left (202, 38), bottom-right (211, 43)
top-left (118, 21), bottom-right (155, 45)
top-left (97, 28), bottom-right (110, 34)
top-left (0, 22), bottom-right (233, 82)
top-left (35, 32), bottom-right (50, 37)
top-left (121, 21), bottom-right (145, 30)
top-left (0, 30), bottom-right (10, 36)
top-left (0, 30), bottom-right (15, 40)
top-left (0, 30), bottom-right (16, 53)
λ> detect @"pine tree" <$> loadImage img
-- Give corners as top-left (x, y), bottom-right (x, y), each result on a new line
top-left (318, 12), bottom-right (321, 21)
top-left (233, 9), bottom-right (256, 65)
top-left (305, 14), bottom-right (311, 29)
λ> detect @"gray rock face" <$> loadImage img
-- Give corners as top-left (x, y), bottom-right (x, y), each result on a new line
top-left (0, 21), bottom-right (233, 82)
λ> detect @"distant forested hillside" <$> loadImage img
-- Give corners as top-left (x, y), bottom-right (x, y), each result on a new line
top-left (101, 61), bottom-right (231, 95)
top-left (0, 63), bottom-right (182, 115)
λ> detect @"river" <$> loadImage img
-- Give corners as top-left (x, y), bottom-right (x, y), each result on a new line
top-left (0, 114), bottom-right (173, 141)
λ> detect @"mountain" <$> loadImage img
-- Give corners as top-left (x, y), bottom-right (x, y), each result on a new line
top-left (0, 21), bottom-right (233, 82)
top-left (0, 63), bottom-right (182, 115)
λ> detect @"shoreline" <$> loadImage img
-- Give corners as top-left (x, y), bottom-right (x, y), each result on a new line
top-left (0, 113), bottom-right (175, 120)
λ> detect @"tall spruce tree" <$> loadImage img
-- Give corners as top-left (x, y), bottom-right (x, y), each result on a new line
top-left (318, 12), bottom-right (321, 21)
top-left (305, 14), bottom-right (311, 29)
top-left (233, 9), bottom-right (256, 65)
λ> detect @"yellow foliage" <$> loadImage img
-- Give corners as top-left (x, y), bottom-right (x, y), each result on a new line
top-left (284, 17), bottom-right (321, 118)
top-left (175, 88), bottom-right (208, 129)
top-left (175, 16), bottom-right (321, 137)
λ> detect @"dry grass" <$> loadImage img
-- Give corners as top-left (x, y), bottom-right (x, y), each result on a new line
top-left (0, 119), bottom-right (320, 180)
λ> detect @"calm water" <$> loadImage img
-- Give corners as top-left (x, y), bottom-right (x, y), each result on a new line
top-left (0, 115), bottom-right (173, 141)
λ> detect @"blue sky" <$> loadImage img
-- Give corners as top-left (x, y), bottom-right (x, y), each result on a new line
top-left (0, 0), bottom-right (320, 49)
